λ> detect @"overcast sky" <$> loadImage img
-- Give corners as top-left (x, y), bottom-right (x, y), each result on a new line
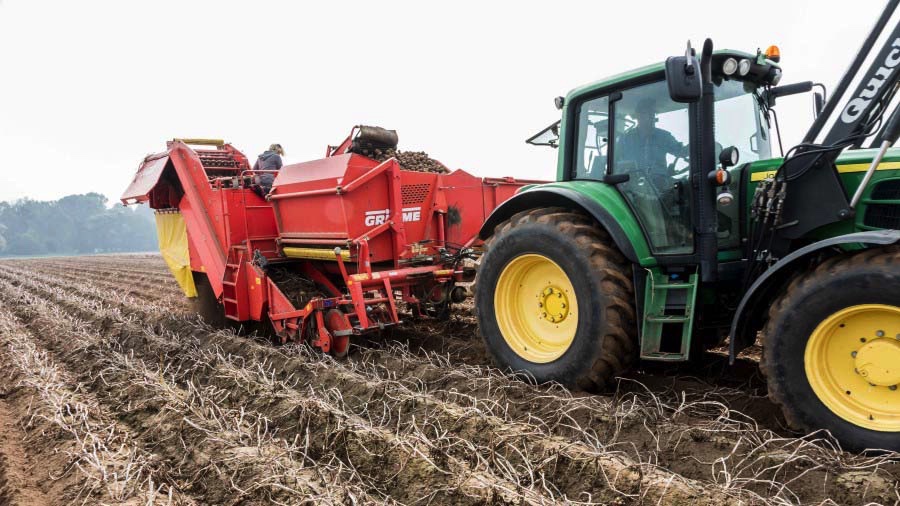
top-left (0, 0), bottom-right (887, 204)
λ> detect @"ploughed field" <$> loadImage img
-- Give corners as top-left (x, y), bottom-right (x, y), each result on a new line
top-left (0, 255), bottom-right (896, 505)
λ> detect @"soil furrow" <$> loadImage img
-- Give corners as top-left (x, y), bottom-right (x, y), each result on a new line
top-left (0, 268), bottom-right (786, 503)
top-left (0, 307), bottom-right (197, 505)
top-left (2, 258), bottom-right (898, 506)
top-left (0, 280), bottom-right (392, 505)
top-left (0, 265), bottom-right (747, 504)
top-left (0, 276), bottom-right (565, 505)
top-left (14, 264), bottom-right (184, 307)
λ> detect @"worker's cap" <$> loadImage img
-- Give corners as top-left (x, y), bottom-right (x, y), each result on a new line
top-left (269, 143), bottom-right (285, 155)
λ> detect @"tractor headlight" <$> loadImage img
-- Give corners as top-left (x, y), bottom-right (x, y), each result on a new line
top-left (738, 59), bottom-right (752, 76)
top-left (722, 57), bottom-right (738, 76)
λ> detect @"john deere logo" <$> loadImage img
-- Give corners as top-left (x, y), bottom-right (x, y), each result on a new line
top-left (364, 207), bottom-right (422, 226)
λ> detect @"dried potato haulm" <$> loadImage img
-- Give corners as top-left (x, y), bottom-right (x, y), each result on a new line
top-left (0, 254), bottom-right (897, 506)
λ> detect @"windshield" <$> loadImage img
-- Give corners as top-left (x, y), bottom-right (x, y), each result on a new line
top-left (714, 79), bottom-right (771, 163)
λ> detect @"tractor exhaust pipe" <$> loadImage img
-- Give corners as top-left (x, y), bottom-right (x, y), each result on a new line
top-left (697, 39), bottom-right (719, 283)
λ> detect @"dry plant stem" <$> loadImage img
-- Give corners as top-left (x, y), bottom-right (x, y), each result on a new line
top-left (0, 257), bottom-right (898, 506)
top-left (0, 308), bottom-right (193, 505)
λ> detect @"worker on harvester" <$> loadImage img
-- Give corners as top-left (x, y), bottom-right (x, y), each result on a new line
top-left (251, 143), bottom-right (284, 198)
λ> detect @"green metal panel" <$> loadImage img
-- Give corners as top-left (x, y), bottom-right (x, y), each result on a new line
top-left (742, 147), bottom-right (900, 240)
top-left (535, 180), bottom-right (655, 266)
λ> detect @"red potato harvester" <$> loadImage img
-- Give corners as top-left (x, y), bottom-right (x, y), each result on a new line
top-left (122, 126), bottom-right (539, 355)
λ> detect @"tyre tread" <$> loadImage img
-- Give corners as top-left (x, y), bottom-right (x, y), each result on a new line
top-left (479, 209), bottom-right (638, 390)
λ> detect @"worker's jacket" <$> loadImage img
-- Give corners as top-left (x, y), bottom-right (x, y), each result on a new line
top-left (252, 150), bottom-right (284, 188)
top-left (616, 128), bottom-right (686, 174)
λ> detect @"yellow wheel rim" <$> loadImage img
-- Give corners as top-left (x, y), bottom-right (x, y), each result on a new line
top-left (805, 304), bottom-right (900, 432)
top-left (494, 254), bottom-right (578, 363)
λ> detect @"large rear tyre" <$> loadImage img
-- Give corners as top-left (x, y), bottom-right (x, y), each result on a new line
top-left (475, 208), bottom-right (637, 391)
top-left (761, 247), bottom-right (900, 452)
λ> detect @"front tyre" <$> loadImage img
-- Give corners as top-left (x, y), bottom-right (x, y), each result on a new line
top-left (475, 208), bottom-right (637, 391)
top-left (762, 247), bottom-right (900, 452)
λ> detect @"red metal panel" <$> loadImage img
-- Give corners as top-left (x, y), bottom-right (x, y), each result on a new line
top-left (269, 157), bottom-right (538, 266)
top-left (273, 153), bottom-right (361, 188)
top-left (187, 230), bottom-right (203, 272)
top-left (120, 155), bottom-right (169, 203)
top-left (247, 263), bottom-right (267, 321)
top-left (435, 169), bottom-right (491, 249)
top-left (169, 144), bottom-right (227, 296)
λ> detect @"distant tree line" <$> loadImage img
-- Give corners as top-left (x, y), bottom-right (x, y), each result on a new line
top-left (0, 193), bottom-right (158, 257)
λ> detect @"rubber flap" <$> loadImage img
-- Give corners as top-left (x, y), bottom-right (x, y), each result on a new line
top-left (154, 211), bottom-right (198, 297)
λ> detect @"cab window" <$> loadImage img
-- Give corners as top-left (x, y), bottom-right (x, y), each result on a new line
top-left (574, 95), bottom-right (610, 179)
top-left (612, 80), bottom-right (693, 255)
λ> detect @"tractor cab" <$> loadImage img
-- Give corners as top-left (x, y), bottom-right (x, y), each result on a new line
top-left (549, 49), bottom-right (781, 258)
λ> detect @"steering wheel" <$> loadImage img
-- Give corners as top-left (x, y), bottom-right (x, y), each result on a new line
top-left (667, 155), bottom-right (690, 174)
top-left (627, 167), bottom-right (687, 216)
top-left (630, 167), bottom-right (666, 198)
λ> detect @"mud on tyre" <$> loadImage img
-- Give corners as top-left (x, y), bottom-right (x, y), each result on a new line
top-left (762, 247), bottom-right (900, 452)
top-left (475, 208), bottom-right (637, 391)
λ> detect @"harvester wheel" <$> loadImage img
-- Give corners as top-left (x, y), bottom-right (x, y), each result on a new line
top-left (761, 247), bottom-right (900, 452)
top-left (191, 273), bottom-right (228, 329)
top-left (475, 208), bottom-right (637, 391)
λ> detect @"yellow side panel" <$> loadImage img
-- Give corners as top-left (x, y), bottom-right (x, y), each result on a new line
top-left (154, 211), bottom-right (198, 298)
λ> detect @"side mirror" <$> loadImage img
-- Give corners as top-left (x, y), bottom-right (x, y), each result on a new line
top-left (665, 43), bottom-right (702, 103)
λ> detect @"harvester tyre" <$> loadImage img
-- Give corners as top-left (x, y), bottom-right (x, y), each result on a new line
top-left (761, 247), bottom-right (900, 452)
top-left (475, 208), bottom-right (637, 391)
top-left (191, 273), bottom-right (228, 329)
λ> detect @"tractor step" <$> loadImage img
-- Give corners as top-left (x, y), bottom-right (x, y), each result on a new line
top-left (645, 314), bottom-right (691, 323)
top-left (640, 271), bottom-right (698, 361)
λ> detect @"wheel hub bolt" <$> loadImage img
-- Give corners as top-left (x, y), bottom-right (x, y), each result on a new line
top-left (890, 385), bottom-right (898, 391)
top-left (851, 351), bottom-right (858, 358)
top-left (876, 330), bottom-right (885, 337)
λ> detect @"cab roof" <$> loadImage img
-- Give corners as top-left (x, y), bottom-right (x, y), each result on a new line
top-left (564, 49), bottom-right (768, 102)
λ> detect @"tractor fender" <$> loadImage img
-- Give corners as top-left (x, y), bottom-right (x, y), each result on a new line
top-left (479, 187), bottom-right (639, 263)
top-left (728, 229), bottom-right (900, 363)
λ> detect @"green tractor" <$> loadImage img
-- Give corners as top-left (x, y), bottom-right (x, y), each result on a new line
top-left (475, 5), bottom-right (900, 452)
